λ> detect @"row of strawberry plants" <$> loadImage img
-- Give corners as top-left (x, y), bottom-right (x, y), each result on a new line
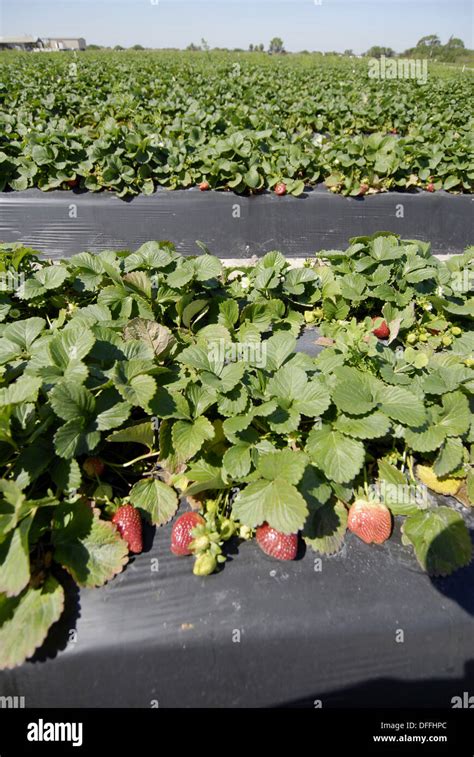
top-left (0, 52), bottom-right (473, 196)
top-left (0, 233), bottom-right (472, 669)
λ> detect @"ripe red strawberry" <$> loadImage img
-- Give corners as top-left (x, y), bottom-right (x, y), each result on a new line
top-left (426, 182), bottom-right (435, 192)
top-left (256, 523), bottom-right (298, 561)
top-left (112, 504), bottom-right (143, 554)
top-left (371, 317), bottom-right (390, 339)
top-left (358, 183), bottom-right (369, 195)
top-left (67, 178), bottom-right (78, 188)
top-left (83, 456), bottom-right (105, 477)
top-left (199, 180), bottom-right (210, 191)
top-left (347, 499), bottom-right (392, 545)
top-left (274, 182), bottom-right (287, 196)
top-left (171, 512), bottom-right (205, 556)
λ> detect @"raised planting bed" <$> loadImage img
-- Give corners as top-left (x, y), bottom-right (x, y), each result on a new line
top-left (0, 187), bottom-right (473, 258)
top-left (1, 488), bottom-right (473, 709)
top-left (1, 51), bottom-right (473, 199)
top-left (0, 232), bottom-right (472, 706)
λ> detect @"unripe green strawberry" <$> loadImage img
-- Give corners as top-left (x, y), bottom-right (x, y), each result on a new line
top-left (191, 534), bottom-right (210, 553)
top-left (407, 333), bottom-right (417, 344)
top-left (193, 551), bottom-right (217, 576)
top-left (239, 525), bottom-right (252, 540)
top-left (442, 335), bottom-right (452, 346)
top-left (219, 518), bottom-right (235, 541)
top-left (451, 326), bottom-right (462, 336)
top-left (304, 310), bottom-right (316, 324)
top-left (418, 333), bottom-right (428, 342)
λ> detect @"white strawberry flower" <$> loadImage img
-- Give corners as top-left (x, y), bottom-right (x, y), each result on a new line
top-left (241, 276), bottom-right (250, 290)
top-left (227, 269), bottom-right (244, 281)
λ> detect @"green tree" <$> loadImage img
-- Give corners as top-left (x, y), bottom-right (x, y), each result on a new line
top-left (364, 46), bottom-right (395, 58)
top-left (131, 44), bottom-right (145, 50)
top-left (445, 36), bottom-right (465, 49)
top-left (249, 43), bottom-right (254, 52)
top-left (269, 37), bottom-right (285, 54)
top-left (416, 34), bottom-right (441, 48)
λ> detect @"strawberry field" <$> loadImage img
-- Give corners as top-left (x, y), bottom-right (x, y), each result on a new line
top-left (0, 232), bottom-right (472, 669)
top-left (0, 51), bottom-right (473, 197)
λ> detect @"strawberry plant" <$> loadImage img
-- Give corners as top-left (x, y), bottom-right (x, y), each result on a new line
top-left (0, 51), bottom-right (472, 196)
top-left (0, 233), bottom-right (472, 670)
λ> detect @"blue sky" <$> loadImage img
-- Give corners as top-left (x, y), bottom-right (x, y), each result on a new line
top-left (1, 0), bottom-right (472, 53)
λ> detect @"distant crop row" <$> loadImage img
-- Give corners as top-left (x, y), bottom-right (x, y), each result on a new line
top-left (0, 51), bottom-right (473, 197)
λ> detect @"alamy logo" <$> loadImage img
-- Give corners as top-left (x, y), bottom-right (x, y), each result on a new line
top-left (0, 695), bottom-right (25, 708)
top-left (27, 719), bottom-right (83, 748)
top-left (368, 55), bottom-right (428, 85)
top-left (451, 692), bottom-right (474, 708)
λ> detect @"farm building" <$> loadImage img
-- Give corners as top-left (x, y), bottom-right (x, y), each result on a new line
top-left (0, 36), bottom-right (86, 51)
top-left (40, 37), bottom-right (86, 51)
top-left (0, 36), bottom-right (38, 50)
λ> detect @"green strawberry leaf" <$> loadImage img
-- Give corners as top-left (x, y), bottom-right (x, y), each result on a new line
top-left (306, 426), bottom-right (365, 484)
top-left (51, 459), bottom-right (82, 493)
top-left (0, 514), bottom-right (33, 597)
top-left (129, 477), bottom-right (179, 526)
top-left (304, 499), bottom-right (347, 555)
top-left (264, 331), bottom-right (297, 371)
top-left (257, 449), bottom-right (308, 485)
top-left (172, 416), bottom-right (215, 462)
top-left (0, 376), bottom-right (42, 407)
top-left (109, 363), bottom-right (156, 410)
top-left (334, 411), bottom-right (391, 439)
top-left (376, 384), bottom-right (426, 427)
top-left (53, 419), bottom-right (101, 459)
top-left (404, 423), bottom-right (447, 452)
top-left (54, 510), bottom-right (129, 587)
top-left (107, 420), bottom-right (155, 450)
top-left (402, 507), bottom-right (472, 576)
top-left (0, 578), bottom-right (65, 670)
top-left (222, 444), bottom-right (252, 479)
top-left (433, 437), bottom-right (465, 478)
top-left (332, 367), bottom-right (376, 416)
top-left (467, 470), bottom-right (474, 505)
top-left (0, 480), bottom-right (24, 538)
top-left (232, 478), bottom-right (308, 534)
top-left (49, 382), bottom-right (95, 421)
top-left (293, 379), bottom-right (331, 417)
top-left (433, 391), bottom-right (471, 437)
